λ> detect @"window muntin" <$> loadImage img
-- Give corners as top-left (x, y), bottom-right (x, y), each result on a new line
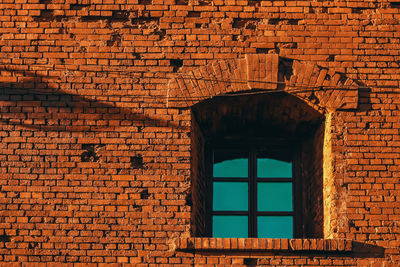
top-left (211, 149), bottom-right (295, 238)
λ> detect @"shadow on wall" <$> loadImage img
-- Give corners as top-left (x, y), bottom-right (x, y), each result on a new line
top-left (0, 68), bottom-right (183, 132)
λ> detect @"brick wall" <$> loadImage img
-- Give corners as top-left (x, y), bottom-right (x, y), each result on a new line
top-left (1, 0), bottom-right (400, 265)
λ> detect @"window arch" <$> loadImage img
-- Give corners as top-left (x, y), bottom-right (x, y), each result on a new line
top-left (190, 92), bottom-right (325, 238)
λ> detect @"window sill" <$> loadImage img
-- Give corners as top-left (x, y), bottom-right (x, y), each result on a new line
top-left (175, 238), bottom-right (352, 252)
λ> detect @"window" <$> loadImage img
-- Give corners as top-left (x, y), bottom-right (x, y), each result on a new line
top-left (190, 93), bottom-right (324, 239)
top-left (210, 148), bottom-right (297, 238)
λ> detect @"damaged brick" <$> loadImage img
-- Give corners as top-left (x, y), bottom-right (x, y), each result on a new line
top-left (390, 2), bottom-right (400, 8)
top-left (139, 0), bottom-right (152, 4)
top-left (268, 18), bottom-right (300, 25)
top-left (70, 4), bottom-right (90, 10)
top-left (176, 0), bottom-right (188, 5)
top-left (81, 144), bottom-right (103, 162)
top-left (33, 10), bottom-right (65, 22)
top-left (232, 18), bottom-right (260, 29)
top-left (140, 189), bottom-right (150, 199)
top-left (0, 234), bottom-right (10, 242)
top-left (131, 155), bottom-right (144, 168)
top-left (154, 29), bottom-right (166, 40)
top-left (170, 59), bottom-right (183, 72)
top-left (188, 11), bottom-right (201, 17)
top-left (107, 32), bottom-right (122, 47)
top-left (278, 57), bottom-right (294, 84)
top-left (276, 42), bottom-right (298, 49)
top-left (131, 17), bottom-right (160, 29)
top-left (112, 11), bottom-right (130, 21)
top-left (256, 48), bottom-right (271, 54)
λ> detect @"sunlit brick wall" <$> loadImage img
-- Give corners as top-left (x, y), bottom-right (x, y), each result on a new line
top-left (0, 0), bottom-right (400, 265)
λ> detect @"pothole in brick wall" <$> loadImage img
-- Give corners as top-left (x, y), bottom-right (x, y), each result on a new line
top-left (170, 59), bottom-right (183, 72)
top-left (140, 189), bottom-right (150, 199)
top-left (81, 144), bottom-right (105, 162)
top-left (131, 155), bottom-right (144, 168)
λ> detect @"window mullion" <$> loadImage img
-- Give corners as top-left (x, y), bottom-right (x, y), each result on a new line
top-left (249, 150), bottom-right (256, 237)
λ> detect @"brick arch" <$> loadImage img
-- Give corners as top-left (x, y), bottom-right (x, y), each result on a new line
top-left (167, 53), bottom-right (358, 111)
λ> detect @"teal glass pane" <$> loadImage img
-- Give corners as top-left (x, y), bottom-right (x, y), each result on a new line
top-left (257, 216), bottom-right (293, 238)
top-left (213, 151), bottom-right (248, 178)
top-left (213, 215), bottom-right (248, 238)
top-left (213, 182), bottom-right (248, 211)
top-left (257, 182), bottom-right (292, 212)
top-left (257, 158), bottom-right (292, 178)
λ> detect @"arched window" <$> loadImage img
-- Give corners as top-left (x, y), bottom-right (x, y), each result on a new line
top-left (190, 92), bottom-right (325, 238)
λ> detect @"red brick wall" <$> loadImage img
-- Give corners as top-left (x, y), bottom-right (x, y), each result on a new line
top-left (1, 0), bottom-right (400, 265)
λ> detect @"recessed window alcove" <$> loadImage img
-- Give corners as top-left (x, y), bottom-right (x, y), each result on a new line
top-left (190, 92), bottom-right (325, 239)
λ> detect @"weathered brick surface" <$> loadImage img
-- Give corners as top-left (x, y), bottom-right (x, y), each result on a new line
top-left (1, 0), bottom-right (400, 265)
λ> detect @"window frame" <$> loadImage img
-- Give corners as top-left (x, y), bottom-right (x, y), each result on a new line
top-left (206, 142), bottom-right (303, 238)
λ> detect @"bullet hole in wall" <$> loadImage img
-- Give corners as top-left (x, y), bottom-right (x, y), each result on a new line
top-left (131, 155), bottom-right (144, 168)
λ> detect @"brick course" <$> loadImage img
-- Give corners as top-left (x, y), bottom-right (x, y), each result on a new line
top-left (1, 0), bottom-right (400, 265)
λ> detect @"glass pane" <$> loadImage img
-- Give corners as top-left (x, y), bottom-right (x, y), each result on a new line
top-left (257, 182), bottom-right (292, 212)
top-left (213, 182), bottom-right (248, 211)
top-left (257, 216), bottom-right (293, 238)
top-left (257, 158), bottom-right (292, 178)
top-left (213, 215), bottom-right (248, 238)
top-left (213, 150), bottom-right (248, 178)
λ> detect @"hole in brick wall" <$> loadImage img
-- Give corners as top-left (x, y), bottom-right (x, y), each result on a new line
top-left (268, 18), bottom-right (299, 25)
top-left (29, 242), bottom-right (39, 249)
top-left (131, 155), bottom-right (144, 168)
top-left (248, 0), bottom-right (260, 6)
top-left (188, 11), bottom-right (201, 17)
top-left (70, 4), bottom-right (90, 10)
top-left (309, 7), bottom-right (315, 13)
top-left (176, 0), bottom-right (189, 5)
top-left (185, 193), bottom-right (192, 206)
top-left (256, 48), bottom-right (271, 54)
top-left (39, 0), bottom-right (52, 3)
top-left (133, 53), bottom-right (142, 59)
top-left (107, 33), bottom-right (122, 47)
top-left (81, 16), bottom-right (104, 22)
top-left (198, 0), bottom-right (212, 5)
top-left (131, 17), bottom-right (160, 29)
top-left (139, 0), bottom-right (151, 4)
top-left (0, 234), bottom-right (10, 242)
top-left (278, 57), bottom-right (294, 83)
top-left (325, 74), bottom-right (332, 81)
top-left (154, 29), bottom-right (166, 40)
top-left (244, 258), bottom-right (257, 266)
top-left (327, 55), bottom-right (335, 61)
top-left (195, 23), bottom-right (203, 29)
top-left (232, 18), bottom-right (259, 29)
top-left (140, 189), bottom-right (150, 199)
top-left (287, 19), bottom-right (300, 25)
top-left (351, 8), bottom-right (363, 14)
top-left (81, 144), bottom-right (101, 162)
top-left (33, 10), bottom-right (55, 22)
top-left (111, 11), bottom-right (130, 22)
top-left (170, 59), bottom-right (183, 72)
top-left (391, 2), bottom-right (400, 8)
top-left (277, 42), bottom-right (297, 49)
top-left (131, 204), bottom-right (141, 210)
top-left (268, 18), bottom-right (280, 25)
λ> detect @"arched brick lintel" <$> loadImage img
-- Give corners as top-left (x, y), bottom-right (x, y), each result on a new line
top-left (167, 54), bottom-right (358, 111)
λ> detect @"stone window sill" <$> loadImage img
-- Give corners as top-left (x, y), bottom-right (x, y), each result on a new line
top-left (175, 238), bottom-right (352, 253)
